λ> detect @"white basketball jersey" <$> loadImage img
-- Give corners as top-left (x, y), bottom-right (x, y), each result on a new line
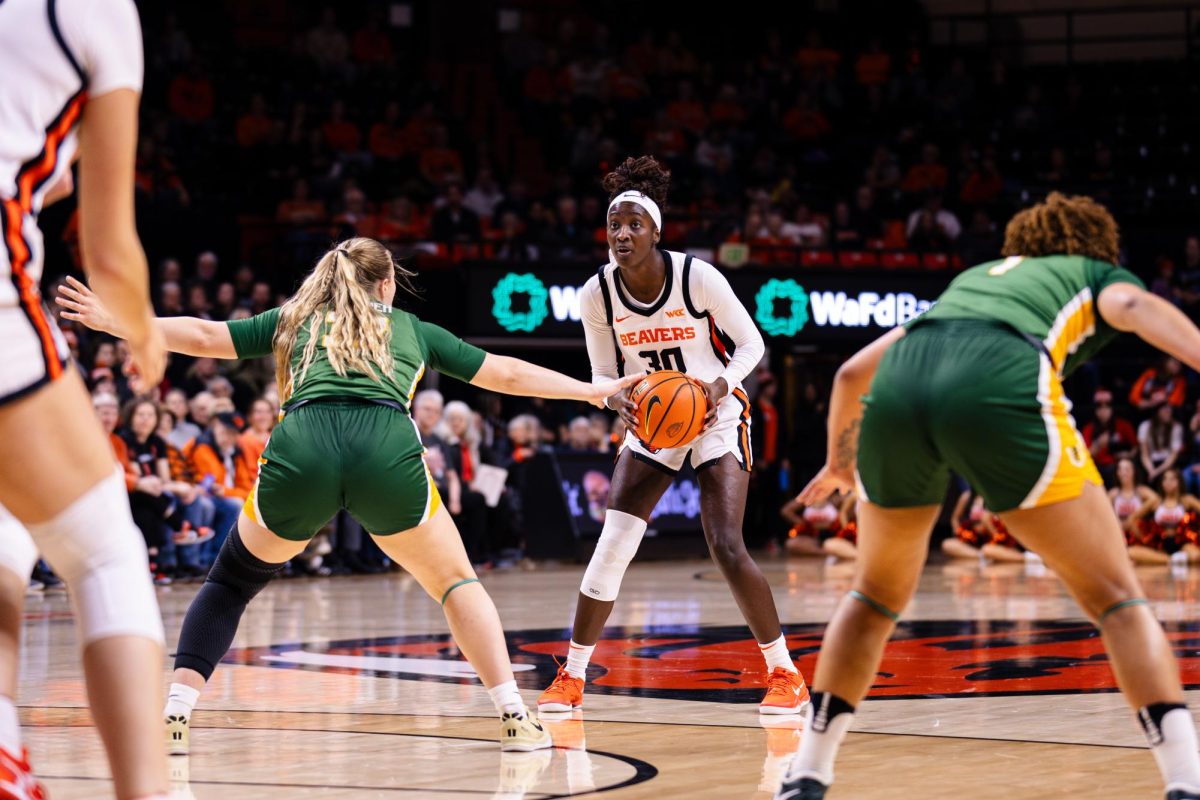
top-left (589, 250), bottom-right (740, 388)
top-left (0, 0), bottom-right (142, 309)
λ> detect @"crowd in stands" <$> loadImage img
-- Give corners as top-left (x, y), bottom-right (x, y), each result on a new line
top-left (61, 3), bottom-right (1192, 279)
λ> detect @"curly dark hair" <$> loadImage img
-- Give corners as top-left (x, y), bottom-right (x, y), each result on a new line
top-left (602, 155), bottom-right (671, 210)
top-left (1001, 191), bottom-right (1121, 265)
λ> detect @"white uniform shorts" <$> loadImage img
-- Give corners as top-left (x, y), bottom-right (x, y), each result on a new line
top-left (0, 303), bottom-right (70, 405)
top-left (621, 387), bottom-right (753, 474)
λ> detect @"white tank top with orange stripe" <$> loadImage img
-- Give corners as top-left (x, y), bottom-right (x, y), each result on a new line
top-left (0, 0), bottom-right (142, 308)
top-left (579, 250), bottom-right (765, 393)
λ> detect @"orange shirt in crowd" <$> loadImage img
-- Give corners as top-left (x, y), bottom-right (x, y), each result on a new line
top-left (276, 199), bottom-right (326, 225)
top-left (168, 75), bottom-right (215, 123)
top-left (110, 433), bottom-right (139, 492)
top-left (418, 147), bottom-right (463, 183)
top-left (238, 431), bottom-right (269, 478)
top-left (323, 119), bottom-right (362, 153)
top-left (188, 440), bottom-right (255, 500)
top-left (781, 107), bottom-right (831, 141)
top-left (369, 122), bottom-right (406, 160)
top-left (236, 112), bottom-right (274, 148)
top-left (855, 52), bottom-right (891, 86)
top-left (901, 163), bottom-right (948, 193)
top-left (1129, 368), bottom-right (1187, 408)
top-left (666, 99), bottom-right (707, 134)
top-left (352, 28), bottom-right (393, 64)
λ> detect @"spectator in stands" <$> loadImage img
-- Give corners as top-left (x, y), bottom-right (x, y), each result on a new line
top-left (1084, 388), bottom-right (1138, 486)
top-left (307, 7), bottom-right (350, 73)
top-left (167, 60), bottom-right (215, 126)
top-left (906, 193), bottom-right (961, 248)
top-left (276, 178), bottom-right (326, 227)
top-left (164, 388), bottom-right (200, 448)
top-left (560, 417), bottom-right (597, 453)
top-left (195, 251), bottom-right (219, 293)
top-left (959, 157), bottom-right (1004, 207)
top-left (1177, 236), bottom-right (1200, 310)
top-left (368, 101), bottom-right (406, 164)
top-left (159, 282), bottom-right (184, 316)
top-left (188, 391), bottom-right (215, 432)
top-left (322, 100), bottom-right (362, 155)
top-left (351, 7), bottom-right (393, 67)
top-left (236, 94), bottom-right (273, 150)
top-left (189, 412), bottom-right (253, 554)
top-left (1151, 256), bottom-right (1182, 305)
top-left (1140, 403), bottom-right (1185, 484)
top-left (213, 282), bottom-right (238, 320)
top-left (781, 92), bottom-right (831, 142)
top-left (1129, 356), bottom-right (1186, 412)
top-left (960, 209), bottom-right (1002, 266)
top-left (544, 196), bottom-right (593, 258)
top-left (186, 284), bottom-right (211, 319)
top-left (495, 211), bottom-right (539, 262)
top-left (372, 197), bottom-right (429, 242)
top-left (413, 389), bottom-right (449, 455)
top-left (464, 168), bottom-right (505, 221)
top-left (864, 145), bottom-right (901, 195)
top-left (901, 143), bottom-right (948, 195)
top-left (431, 184), bottom-right (481, 243)
top-left (506, 414), bottom-right (544, 465)
top-left (238, 398), bottom-right (275, 473)
top-left (1184, 398), bottom-right (1200, 496)
top-left (418, 127), bottom-right (465, 185)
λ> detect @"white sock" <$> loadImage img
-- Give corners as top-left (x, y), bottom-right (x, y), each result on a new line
top-left (565, 640), bottom-right (594, 680)
top-left (759, 636), bottom-right (798, 673)
top-left (1141, 705), bottom-right (1200, 790)
top-left (0, 696), bottom-right (20, 754)
top-left (785, 692), bottom-right (855, 786)
top-left (164, 683), bottom-right (201, 720)
top-left (488, 680), bottom-right (525, 716)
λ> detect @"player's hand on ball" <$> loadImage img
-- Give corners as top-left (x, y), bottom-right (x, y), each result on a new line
top-left (798, 465), bottom-right (853, 506)
top-left (692, 377), bottom-right (727, 431)
top-left (604, 381), bottom-right (640, 428)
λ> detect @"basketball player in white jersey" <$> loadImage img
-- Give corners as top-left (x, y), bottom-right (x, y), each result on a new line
top-left (0, 0), bottom-right (169, 797)
top-left (538, 156), bottom-right (810, 715)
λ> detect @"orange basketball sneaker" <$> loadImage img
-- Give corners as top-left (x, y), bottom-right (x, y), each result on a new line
top-left (759, 667), bottom-right (810, 715)
top-left (538, 665), bottom-right (585, 713)
top-left (0, 746), bottom-right (45, 800)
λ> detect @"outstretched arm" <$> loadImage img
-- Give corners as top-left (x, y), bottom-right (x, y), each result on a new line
top-left (471, 354), bottom-right (638, 408)
top-left (57, 276), bottom-right (237, 359)
top-left (798, 325), bottom-right (907, 504)
top-left (1099, 282), bottom-right (1200, 370)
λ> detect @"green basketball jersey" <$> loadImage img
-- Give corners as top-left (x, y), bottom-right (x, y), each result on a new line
top-left (226, 303), bottom-right (485, 408)
top-left (917, 254), bottom-right (1144, 376)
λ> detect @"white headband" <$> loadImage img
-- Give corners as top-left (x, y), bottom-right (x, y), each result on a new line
top-left (608, 191), bottom-right (662, 231)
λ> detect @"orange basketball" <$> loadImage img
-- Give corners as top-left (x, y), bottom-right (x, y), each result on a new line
top-left (630, 370), bottom-right (707, 450)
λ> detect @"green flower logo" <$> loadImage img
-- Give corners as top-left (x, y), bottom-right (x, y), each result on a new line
top-left (492, 273), bottom-right (550, 333)
top-left (754, 279), bottom-right (809, 337)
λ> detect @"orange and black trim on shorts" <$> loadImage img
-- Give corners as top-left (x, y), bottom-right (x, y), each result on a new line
top-left (2, 88), bottom-right (87, 386)
top-left (732, 388), bottom-right (753, 470)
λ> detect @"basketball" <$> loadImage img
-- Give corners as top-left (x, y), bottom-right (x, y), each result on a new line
top-left (630, 370), bottom-right (707, 450)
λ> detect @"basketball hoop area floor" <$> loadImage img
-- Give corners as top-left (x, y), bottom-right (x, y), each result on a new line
top-left (20, 556), bottom-right (1200, 798)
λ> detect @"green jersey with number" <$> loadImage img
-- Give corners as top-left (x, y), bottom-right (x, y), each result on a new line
top-left (226, 304), bottom-right (486, 408)
top-left (917, 254), bottom-right (1144, 376)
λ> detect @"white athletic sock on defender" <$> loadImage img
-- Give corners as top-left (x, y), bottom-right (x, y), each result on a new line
top-left (759, 636), bottom-right (797, 673)
top-left (565, 641), bottom-right (595, 680)
top-left (785, 692), bottom-right (855, 787)
top-left (1139, 704), bottom-right (1200, 791)
top-left (164, 683), bottom-right (201, 720)
top-left (488, 680), bottom-right (525, 716)
top-left (0, 697), bottom-right (20, 754)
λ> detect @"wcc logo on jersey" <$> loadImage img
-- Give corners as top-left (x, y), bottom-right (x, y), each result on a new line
top-left (225, 619), bottom-right (1200, 702)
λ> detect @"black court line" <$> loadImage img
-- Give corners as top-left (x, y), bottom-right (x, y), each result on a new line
top-left (38, 775), bottom-right (531, 796)
top-left (31, 726), bottom-right (658, 799)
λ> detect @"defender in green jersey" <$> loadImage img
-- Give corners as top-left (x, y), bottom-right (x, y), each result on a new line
top-left (776, 194), bottom-right (1200, 800)
top-left (58, 237), bottom-right (637, 756)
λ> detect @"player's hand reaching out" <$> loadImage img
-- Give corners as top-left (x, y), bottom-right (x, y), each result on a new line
top-left (590, 374), bottom-right (641, 410)
top-left (56, 276), bottom-right (121, 336)
top-left (798, 465), bottom-right (854, 506)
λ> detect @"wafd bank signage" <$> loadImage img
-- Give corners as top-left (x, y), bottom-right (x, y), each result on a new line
top-left (472, 267), bottom-right (950, 342)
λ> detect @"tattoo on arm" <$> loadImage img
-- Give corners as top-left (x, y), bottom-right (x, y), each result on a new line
top-left (834, 417), bottom-right (861, 471)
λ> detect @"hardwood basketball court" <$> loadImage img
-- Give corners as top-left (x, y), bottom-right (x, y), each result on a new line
top-left (20, 557), bottom-right (1193, 797)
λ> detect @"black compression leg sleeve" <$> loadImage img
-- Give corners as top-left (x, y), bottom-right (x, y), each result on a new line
top-left (173, 526), bottom-right (286, 679)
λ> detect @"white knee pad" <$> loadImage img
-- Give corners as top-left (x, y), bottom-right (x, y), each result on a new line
top-left (581, 510), bottom-right (647, 601)
top-left (25, 469), bottom-right (164, 645)
top-left (0, 504), bottom-right (38, 582)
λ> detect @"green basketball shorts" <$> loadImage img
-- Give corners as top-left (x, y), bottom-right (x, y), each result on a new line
top-left (855, 319), bottom-right (1101, 513)
top-left (243, 400), bottom-right (441, 540)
